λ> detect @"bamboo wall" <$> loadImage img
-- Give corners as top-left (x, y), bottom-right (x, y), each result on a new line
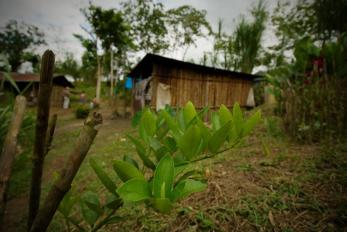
top-left (151, 63), bottom-right (253, 109)
top-left (50, 86), bottom-right (64, 107)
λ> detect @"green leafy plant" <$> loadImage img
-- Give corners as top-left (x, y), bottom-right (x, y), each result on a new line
top-left (58, 159), bottom-right (123, 232)
top-left (75, 105), bottom-right (90, 119)
top-left (117, 101), bottom-right (261, 210)
top-left (60, 101), bottom-right (261, 231)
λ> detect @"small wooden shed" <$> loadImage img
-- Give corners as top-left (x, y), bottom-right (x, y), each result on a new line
top-left (128, 54), bottom-right (257, 112)
top-left (0, 73), bottom-right (75, 107)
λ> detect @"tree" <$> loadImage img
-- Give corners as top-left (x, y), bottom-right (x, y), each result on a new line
top-left (166, 5), bottom-right (212, 59)
top-left (121, 0), bottom-right (169, 54)
top-left (207, 1), bottom-right (267, 73)
top-left (0, 20), bottom-right (45, 72)
top-left (77, 4), bottom-right (133, 99)
top-left (74, 34), bottom-right (97, 83)
top-left (232, 0), bottom-right (268, 73)
top-left (55, 53), bottom-right (80, 80)
top-left (85, 5), bottom-right (133, 96)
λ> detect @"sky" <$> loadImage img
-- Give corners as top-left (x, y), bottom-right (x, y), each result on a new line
top-left (0, 0), bottom-right (278, 64)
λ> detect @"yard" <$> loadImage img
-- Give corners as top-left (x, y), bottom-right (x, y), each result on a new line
top-left (3, 104), bottom-right (347, 231)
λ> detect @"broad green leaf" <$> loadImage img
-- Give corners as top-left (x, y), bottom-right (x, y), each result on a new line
top-left (174, 164), bottom-right (188, 177)
top-left (211, 112), bottom-right (221, 131)
top-left (80, 192), bottom-right (101, 225)
top-left (156, 112), bottom-right (169, 140)
top-left (162, 136), bottom-right (177, 153)
top-left (90, 159), bottom-right (117, 194)
top-left (139, 109), bottom-right (156, 140)
top-left (177, 110), bottom-right (186, 130)
top-left (80, 202), bottom-right (98, 226)
top-left (243, 110), bottom-right (261, 136)
top-left (162, 110), bottom-right (181, 139)
top-left (232, 102), bottom-right (244, 135)
top-left (152, 198), bottom-right (172, 213)
top-left (228, 124), bottom-right (239, 144)
top-left (183, 101), bottom-right (197, 125)
top-left (174, 170), bottom-right (201, 186)
top-left (127, 135), bottom-right (156, 170)
top-left (113, 160), bottom-right (144, 182)
top-left (117, 179), bottom-right (151, 202)
top-left (178, 125), bottom-right (203, 160)
top-left (149, 137), bottom-right (169, 161)
top-left (170, 179), bottom-right (207, 202)
top-left (198, 121), bottom-right (211, 151)
top-left (208, 121), bottom-right (231, 154)
top-left (153, 154), bottom-right (174, 198)
top-left (123, 155), bottom-right (139, 169)
top-left (219, 104), bottom-right (232, 126)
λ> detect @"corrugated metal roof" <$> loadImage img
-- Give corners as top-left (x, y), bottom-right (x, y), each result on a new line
top-left (0, 73), bottom-right (75, 88)
top-left (128, 53), bottom-right (259, 80)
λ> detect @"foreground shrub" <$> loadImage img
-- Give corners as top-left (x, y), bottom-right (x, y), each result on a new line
top-left (59, 102), bottom-right (261, 231)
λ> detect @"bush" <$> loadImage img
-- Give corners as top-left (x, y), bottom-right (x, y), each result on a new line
top-left (75, 106), bottom-right (90, 119)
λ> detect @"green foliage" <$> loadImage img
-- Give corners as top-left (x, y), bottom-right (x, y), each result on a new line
top-left (0, 105), bottom-right (35, 151)
top-left (166, 5), bottom-right (212, 59)
top-left (267, 34), bottom-right (347, 142)
top-left (75, 105), bottom-right (90, 119)
top-left (112, 102), bottom-right (260, 214)
top-left (206, 1), bottom-right (267, 72)
top-left (233, 0), bottom-right (268, 73)
top-left (0, 20), bottom-right (45, 71)
top-left (61, 102), bottom-right (260, 231)
top-left (121, 0), bottom-right (168, 54)
top-left (90, 159), bottom-right (117, 195)
top-left (55, 52), bottom-right (81, 80)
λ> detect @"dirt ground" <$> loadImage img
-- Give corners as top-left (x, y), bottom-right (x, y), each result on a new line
top-left (2, 104), bottom-right (347, 232)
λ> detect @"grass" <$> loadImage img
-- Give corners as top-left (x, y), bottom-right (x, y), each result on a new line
top-left (4, 105), bottom-right (347, 232)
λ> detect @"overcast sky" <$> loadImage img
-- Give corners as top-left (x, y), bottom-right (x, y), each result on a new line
top-left (0, 0), bottom-right (279, 63)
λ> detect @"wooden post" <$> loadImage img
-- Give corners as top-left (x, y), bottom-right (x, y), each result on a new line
top-left (45, 114), bottom-right (57, 156)
top-left (0, 96), bottom-right (26, 224)
top-left (29, 112), bottom-right (103, 232)
top-left (28, 50), bottom-right (55, 230)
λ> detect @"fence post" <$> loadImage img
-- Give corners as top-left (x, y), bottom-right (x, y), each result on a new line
top-left (28, 50), bottom-right (55, 230)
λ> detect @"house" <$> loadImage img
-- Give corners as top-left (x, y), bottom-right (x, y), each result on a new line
top-left (128, 54), bottom-right (257, 112)
top-left (0, 73), bottom-right (75, 107)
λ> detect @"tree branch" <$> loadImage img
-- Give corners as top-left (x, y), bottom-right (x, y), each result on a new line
top-left (0, 96), bottom-right (26, 225)
top-left (29, 112), bottom-right (103, 232)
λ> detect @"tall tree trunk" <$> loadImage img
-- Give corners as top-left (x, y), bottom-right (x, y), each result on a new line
top-left (110, 47), bottom-right (114, 98)
top-left (28, 50), bottom-right (55, 230)
top-left (96, 55), bottom-right (101, 102)
top-left (29, 112), bottom-right (103, 232)
top-left (0, 95), bottom-right (26, 225)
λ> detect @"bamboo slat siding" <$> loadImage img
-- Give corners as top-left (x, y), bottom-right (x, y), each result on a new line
top-left (151, 63), bottom-right (252, 109)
